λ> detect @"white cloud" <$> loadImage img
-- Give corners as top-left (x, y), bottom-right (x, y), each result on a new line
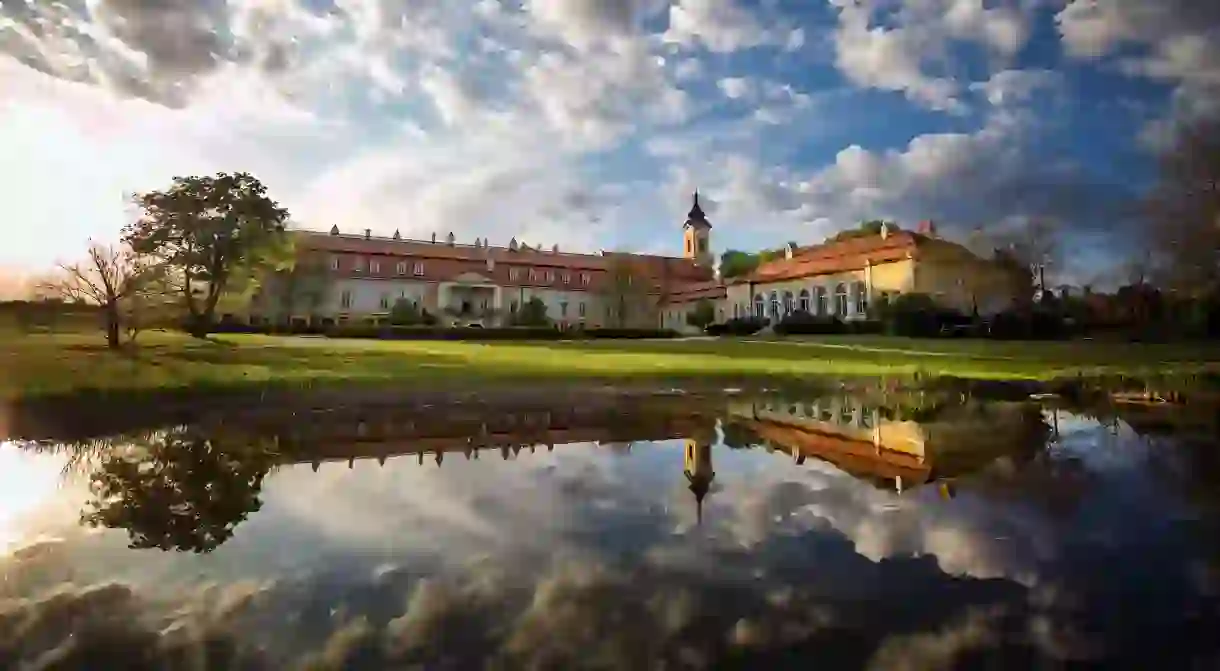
top-left (717, 76), bottom-right (755, 100)
top-left (663, 0), bottom-right (778, 53)
top-left (1056, 0), bottom-right (1220, 137)
top-left (969, 69), bottom-right (1062, 107)
top-left (827, 0), bottom-right (1037, 113)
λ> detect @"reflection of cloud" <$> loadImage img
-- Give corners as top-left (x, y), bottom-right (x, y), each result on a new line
top-left (0, 443), bottom-right (85, 556)
top-left (717, 453), bottom-right (1048, 586)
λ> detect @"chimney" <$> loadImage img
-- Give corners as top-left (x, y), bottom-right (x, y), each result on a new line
top-left (918, 220), bottom-right (937, 236)
top-left (509, 237), bottom-right (518, 251)
top-left (431, 232), bottom-right (437, 244)
top-left (329, 225), bottom-right (340, 236)
top-left (784, 242), bottom-right (798, 260)
top-left (446, 232), bottom-right (455, 246)
top-left (392, 229), bottom-right (401, 240)
top-left (364, 228), bottom-right (372, 240)
top-left (880, 222), bottom-right (890, 239)
top-left (552, 243), bottom-right (559, 253)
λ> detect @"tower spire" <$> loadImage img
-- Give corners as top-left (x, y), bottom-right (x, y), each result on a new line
top-left (688, 190), bottom-right (706, 221)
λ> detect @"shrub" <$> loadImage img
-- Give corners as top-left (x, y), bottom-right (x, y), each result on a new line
top-left (585, 328), bottom-right (679, 339)
top-left (984, 309), bottom-right (1070, 340)
top-left (705, 316), bottom-right (768, 336)
top-left (773, 310), bottom-right (846, 335)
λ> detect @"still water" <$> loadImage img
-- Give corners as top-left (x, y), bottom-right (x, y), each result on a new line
top-left (2, 384), bottom-right (1220, 669)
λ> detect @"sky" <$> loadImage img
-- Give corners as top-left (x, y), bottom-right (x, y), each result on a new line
top-left (1, 0), bottom-right (1218, 289)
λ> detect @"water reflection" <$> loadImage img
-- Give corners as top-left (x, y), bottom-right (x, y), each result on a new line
top-left (3, 385), bottom-right (1220, 668)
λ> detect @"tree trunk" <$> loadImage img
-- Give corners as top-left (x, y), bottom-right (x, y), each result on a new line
top-left (104, 305), bottom-right (121, 349)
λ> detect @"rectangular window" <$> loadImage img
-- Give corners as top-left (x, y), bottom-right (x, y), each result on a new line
top-left (396, 262), bottom-right (407, 275)
top-left (510, 300), bottom-right (519, 312)
top-left (413, 262), bottom-right (424, 276)
top-left (581, 273), bottom-right (590, 285)
top-left (578, 302), bottom-right (586, 317)
top-left (340, 290), bottom-right (353, 309)
top-left (545, 271), bottom-right (554, 283)
top-left (529, 269), bottom-right (537, 281)
top-left (509, 268), bottom-right (520, 281)
top-left (369, 260), bottom-right (380, 274)
top-left (353, 257), bottom-right (365, 273)
top-left (560, 302), bottom-right (568, 317)
top-left (562, 273), bottom-right (571, 284)
top-left (330, 256), bottom-right (340, 271)
top-left (379, 294), bottom-right (389, 310)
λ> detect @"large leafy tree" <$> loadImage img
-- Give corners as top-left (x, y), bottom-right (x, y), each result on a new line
top-left (124, 172), bottom-right (290, 335)
top-left (824, 220), bottom-right (894, 243)
top-left (717, 242), bottom-right (799, 279)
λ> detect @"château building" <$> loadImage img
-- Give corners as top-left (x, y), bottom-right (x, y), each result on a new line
top-left (247, 192), bottom-right (1021, 330)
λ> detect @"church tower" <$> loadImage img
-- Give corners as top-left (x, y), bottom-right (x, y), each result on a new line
top-left (684, 437), bottom-right (715, 525)
top-left (683, 191), bottom-right (713, 268)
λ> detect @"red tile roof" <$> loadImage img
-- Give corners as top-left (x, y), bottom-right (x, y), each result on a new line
top-left (297, 231), bottom-right (712, 293)
top-left (728, 231), bottom-right (978, 285)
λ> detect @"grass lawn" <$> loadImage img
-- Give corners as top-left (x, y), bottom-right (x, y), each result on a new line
top-left (7, 329), bottom-right (1220, 402)
top-left (3, 329), bottom-right (1220, 401)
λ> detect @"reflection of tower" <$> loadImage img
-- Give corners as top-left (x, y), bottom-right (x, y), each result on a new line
top-left (684, 437), bottom-right (715, 525)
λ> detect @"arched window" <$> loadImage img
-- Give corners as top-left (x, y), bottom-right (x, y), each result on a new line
top-left (798, 289), bottom-right (810, 313)
top-left (754, 294), bottom-right (765, 317)
top-left (769, 291), bottom-right (780, 320)
top-left (834, 283), bottom-right (849, 316)
top-left (814, 287), bottom-right (827, 316)
top-left (782, 291), bottom-right (794, 316)
top-left (853, 281), bottom-right (868, 315)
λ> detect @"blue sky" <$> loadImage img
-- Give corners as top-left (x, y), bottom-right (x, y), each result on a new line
top-left (1, 0), bottom-right (1218, 293)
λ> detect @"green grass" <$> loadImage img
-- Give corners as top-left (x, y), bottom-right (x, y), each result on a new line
top-left (3, 329), bottom-right (1220, 401)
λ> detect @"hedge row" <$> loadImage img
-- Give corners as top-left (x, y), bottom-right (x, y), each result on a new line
top-left (327, 326), bottom-right (679, 340)
top-left (205, 321), bottom-right (680, 340)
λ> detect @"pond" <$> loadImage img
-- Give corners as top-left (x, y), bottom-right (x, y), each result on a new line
top-left (2, 382), bottom-right (1220, 669)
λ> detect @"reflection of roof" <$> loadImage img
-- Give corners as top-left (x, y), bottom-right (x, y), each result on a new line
top-left (228, 402), bottom-right (717, 465)
top-left (742, 420), bottom-right (932, 487)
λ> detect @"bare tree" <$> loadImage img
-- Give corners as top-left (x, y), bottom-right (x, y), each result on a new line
top-left (1144, 115), bottom-right (1220, 296)
top-left (602, 256), bottom-right (653, 327)
top-left (975, 217), bottom-right (1062, 298)
top-left (41, 242), bottom-right (165, 349)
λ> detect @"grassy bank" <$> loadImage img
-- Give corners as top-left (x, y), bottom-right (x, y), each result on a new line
top-left (4, 329), bottom-right (1220, 401)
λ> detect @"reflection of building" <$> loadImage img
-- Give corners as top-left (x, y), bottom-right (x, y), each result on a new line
top-left (684, 437), bottom-right (715, 524)
top-left (725, 394), bottom-right (1048, 494)
top-left (208, 397), bottom-right (720, 471)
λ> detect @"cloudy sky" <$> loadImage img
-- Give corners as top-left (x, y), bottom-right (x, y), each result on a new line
top-left (2, 0), bottom-right (1218, 284)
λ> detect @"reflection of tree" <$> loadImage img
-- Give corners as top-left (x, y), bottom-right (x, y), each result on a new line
top-left (720, 422), bottom-right (759, 449)
top-left (80, 426), bottom-right (279, 553)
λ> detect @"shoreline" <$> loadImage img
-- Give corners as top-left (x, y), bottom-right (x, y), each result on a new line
top-left (0, 373), bottom-right (1174, 443)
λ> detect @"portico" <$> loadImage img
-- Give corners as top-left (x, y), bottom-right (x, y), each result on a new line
top-left (439, 273), bottom-right (503, 323)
